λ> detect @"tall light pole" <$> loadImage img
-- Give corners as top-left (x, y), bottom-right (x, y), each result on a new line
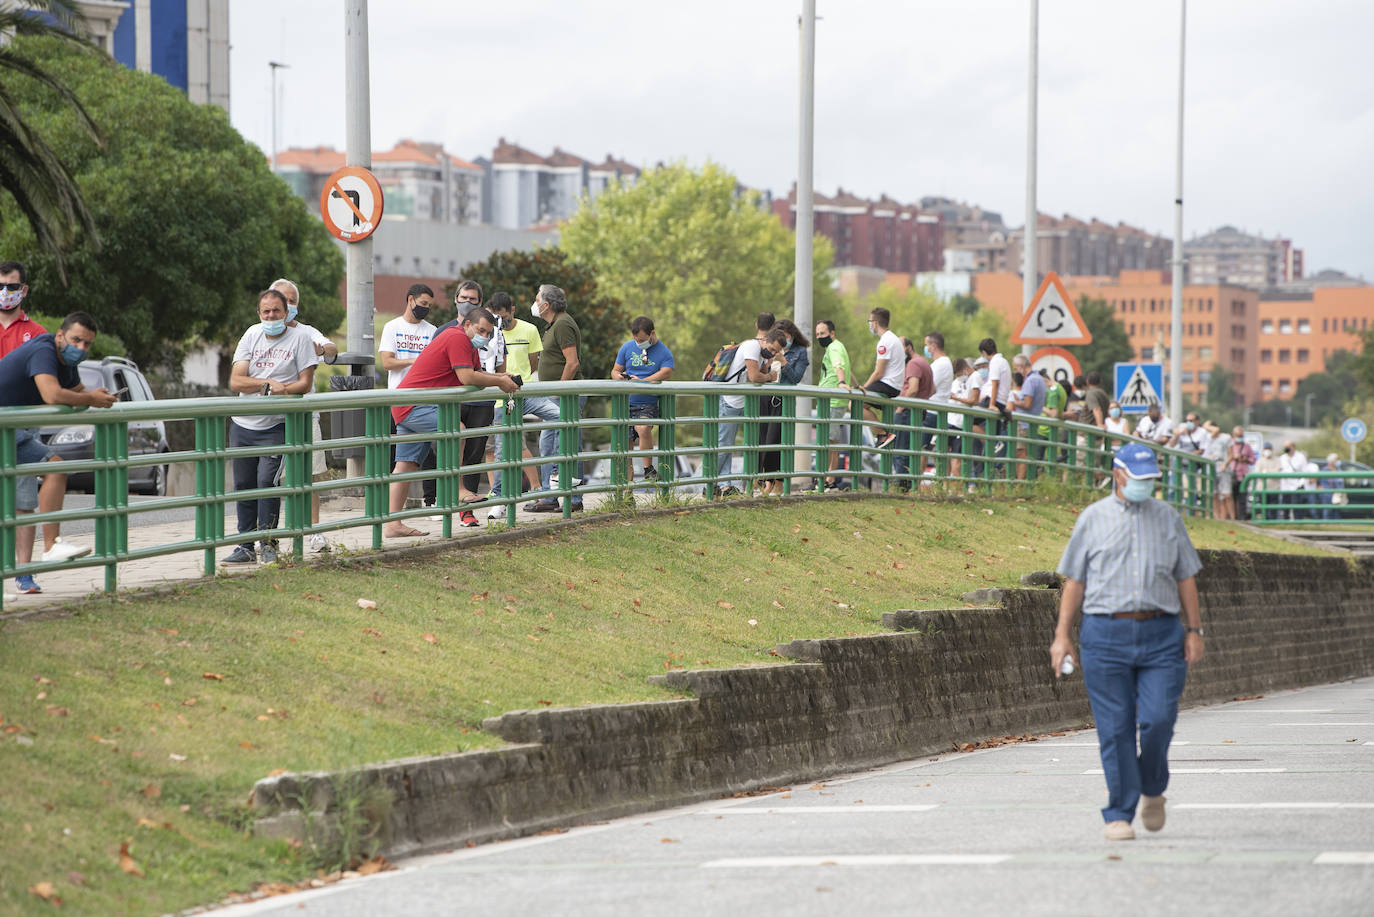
top-left (1021, 0), bottom-right (1038, 357)
top-left (268, 60), bottom-right (288, 172)
top-left (795, 1), bottom-right (816, 378)
top-left (1304, 393), bottom-right (1315, 427)
top-left (1168, 0), bottom-right (1187, 420)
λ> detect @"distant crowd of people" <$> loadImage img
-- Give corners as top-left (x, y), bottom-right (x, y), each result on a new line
top-left (0, 261), bottom-right (1354, 589)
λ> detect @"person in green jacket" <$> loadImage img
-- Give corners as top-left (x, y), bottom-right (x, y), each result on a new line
top-left (815, 319), bottom-right (853, 490)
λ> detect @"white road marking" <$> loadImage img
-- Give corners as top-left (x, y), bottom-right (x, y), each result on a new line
top-left (1270, 722), bottom-right (1374, 726)
top-left (702, 805), bottom-right (939, 815)
top-left (1315, 852), bottom-right (1374, 864)
top-left (1199, 709), bottom-right (1333, 714)
top-left (703, 854), bottom-right (1011, 868)
top-left (1082, 768), bottom-right (1286, 775)
top-left (1175, 803), bottom-right (1374, 810)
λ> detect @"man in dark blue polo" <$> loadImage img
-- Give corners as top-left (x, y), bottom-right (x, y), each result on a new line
top-left (1050, 442), bottom-right (1205, 841)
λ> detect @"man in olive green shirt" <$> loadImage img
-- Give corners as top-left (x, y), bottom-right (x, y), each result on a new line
top-left (815, 319), bottom-right (852, 489)
top-left (526, 284), bottom-right (585, 512)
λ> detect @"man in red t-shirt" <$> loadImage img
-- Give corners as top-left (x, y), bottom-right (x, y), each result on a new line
top-left (0, 260), bottom-right (51, 593)
top-left (894, 337), bottom-right (934, 480)
top-left (384, 307), bottom-right (519, 538)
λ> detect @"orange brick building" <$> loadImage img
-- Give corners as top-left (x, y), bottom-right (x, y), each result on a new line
top-left (1256, 286), bottom-right (1373, 399)
top-left (972, 270), bottom-right (1261, 406)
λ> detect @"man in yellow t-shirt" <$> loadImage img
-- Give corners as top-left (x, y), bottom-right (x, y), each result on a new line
top-left (486, 294), bottom-right (544, 513)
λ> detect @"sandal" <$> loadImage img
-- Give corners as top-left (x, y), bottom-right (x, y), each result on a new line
top-left (384, 525), bottom-right (427, 538)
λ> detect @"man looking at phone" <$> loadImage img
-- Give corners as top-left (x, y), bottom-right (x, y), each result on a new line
top-left (222, 289), bottom-right (318, 566)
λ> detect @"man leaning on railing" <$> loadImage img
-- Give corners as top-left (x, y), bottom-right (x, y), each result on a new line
top-left (0, 311), bottom-right (117, 575)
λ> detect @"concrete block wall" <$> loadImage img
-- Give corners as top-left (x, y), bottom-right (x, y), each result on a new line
top-left (250, 551), bottom-right (1374, 856)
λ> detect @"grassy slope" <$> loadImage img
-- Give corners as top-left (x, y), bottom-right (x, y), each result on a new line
top-left (0, 496), bottom-right (1324, 914)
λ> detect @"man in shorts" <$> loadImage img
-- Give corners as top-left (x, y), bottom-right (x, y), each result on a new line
top-left (612, 315), bottom-right (675, 482)
top-left (860, 307), bottom-right (904, 449)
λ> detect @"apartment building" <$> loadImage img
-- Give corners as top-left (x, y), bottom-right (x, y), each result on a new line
top-left (1256, 283), bottom-right (1373, 399)
top-left (1185, 226), bottom-right (1302, 287)
top-left (772, 187), bottom-right (944, 273)
top-left (1004, 214), bottom-right (1171, 280)
top-left (973, 269), bottom-right (1260, 406)
top-left (476, 139), bottom-right (640, 230)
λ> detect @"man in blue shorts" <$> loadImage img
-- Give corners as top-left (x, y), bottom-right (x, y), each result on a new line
top-left (612, 316), bottom-right (675, 481)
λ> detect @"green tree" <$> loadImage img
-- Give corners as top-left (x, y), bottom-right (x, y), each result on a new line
top-left (950, 293), bottom-right (982, 318)
top-left (440, 247), bottom-right (629, 380)
top-left (1062, 296), bottom-right (1134, 383)
top-left (0, 34), bottom-right (344, 371)
top-left (1207, 364), bottom-right (1238, 411)
top-left (1351, 328), bottom-right (1374, 396)
top-left (0, 1), bottom-right (100, 280)
top-left (560, 161), bottom-right (840, 378)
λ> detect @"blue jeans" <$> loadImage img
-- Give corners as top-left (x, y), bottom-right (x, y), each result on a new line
top-left (1079, 613), bottom-right (1188, 824)
top-left (717, 401), bottom-right (745, 488)
top-left (229, 421), bottom-right (284, 551)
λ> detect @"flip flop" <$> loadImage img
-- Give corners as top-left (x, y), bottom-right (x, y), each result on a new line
top-left (460, 491), bottom-right (482, 503)
top-left (384, 525), bottom-right (427, 538)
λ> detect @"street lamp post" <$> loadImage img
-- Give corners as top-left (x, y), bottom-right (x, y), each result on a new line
top-left (1021, 0), bottom-right (1038, 357)
top-left (1305, 393), bottom-right (1315, 428)
top-left (268, 60), bottom-right (289, 172)
top-left (1168, 0), bottom-right (1186, 421)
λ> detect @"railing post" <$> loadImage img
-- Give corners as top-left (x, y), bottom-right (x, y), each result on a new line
top-left (501, 398), bottom-right (521, 527)
top-left (282, 407), bottom-right (309, 557)
top-left (610, 391), bottom-right (630, 497)
top-left (780, 394), bottom-right (796, 496)
top-left (437, 399), bottom-right (460, 539)
top-left (742, 391), bottom-right (760, 496)
top-left (0, 426), bottom-right (14, 607)
top-left (364, 405), bottom-right (389, 550)
top-left (93, 418), bottom-right (128, 594)
top-left (702, 393), bottom-right (719, 499)
top-left (815, 394), bottom-right (830, 491)
top-left (847, 391), bottom-right (863, 492)
top-left (880, 402), bottom-right (895, 492)
top-left (194, 416), bottom-right (225, 576)
top-left (558, 393), bottom-right (578, 517)
top-left (658, 392), bottom-right (676, 497)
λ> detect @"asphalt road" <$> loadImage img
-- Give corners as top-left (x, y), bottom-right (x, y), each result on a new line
top-left (218, 678), bottom-right (1374, 917)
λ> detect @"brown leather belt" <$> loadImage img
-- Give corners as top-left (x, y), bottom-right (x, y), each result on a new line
top-left (1111, 610), bottom-right (1163, 621)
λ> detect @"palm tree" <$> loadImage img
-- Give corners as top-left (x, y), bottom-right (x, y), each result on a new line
top-left (0, 0), bottom-right (103, 280)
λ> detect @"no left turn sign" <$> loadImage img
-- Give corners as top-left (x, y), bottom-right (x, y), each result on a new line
top-left (319, 166), bottom-right (384, 242)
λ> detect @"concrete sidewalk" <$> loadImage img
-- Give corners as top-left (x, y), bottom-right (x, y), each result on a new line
top-left (0, 490), bottom-right (643, 616)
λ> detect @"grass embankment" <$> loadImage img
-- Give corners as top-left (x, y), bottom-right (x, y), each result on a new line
top-left (0, 496), bottom-right (1322, 914)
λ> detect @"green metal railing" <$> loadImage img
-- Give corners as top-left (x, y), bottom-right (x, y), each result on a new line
top-left (1240, 472), bottom-right (1374, 526)
top-left (0, 381), bottom-right (1220, 607)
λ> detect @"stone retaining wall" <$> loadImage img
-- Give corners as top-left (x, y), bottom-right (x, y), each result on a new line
top-left (250, 550), bottom-right (1374, 856)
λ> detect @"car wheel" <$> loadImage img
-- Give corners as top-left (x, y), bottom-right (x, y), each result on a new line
top-left (150, 464), bottom-right (167, 497)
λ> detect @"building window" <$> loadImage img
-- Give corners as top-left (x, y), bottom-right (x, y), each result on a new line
top-left (1129, 323), bottom-right (1136, 335)
top-left (1141, 347), bottom-right (1154, 361)
top-left (1261, 320), bottom-right (1273, 334)
top-left (1323, 318), bottom-right (1329, 333)
top-left (1279, 319), bottom-right (1292, 334)
top-left (1261, 380), bottom-right (1273, 395)
top-left (1297, 319), bottom-right (1310, 334)
top-left (1200, 371), bottom-right (1211, 383)
top-left (1182, 371), bottom-right (1194, 383)
top-left (1278, 380), bottom-right (1292, 395)
top-left (1182, 347), bottom-right (1195, 360)
top-left (1260, 349), bottom-right (1273, 363)
top-left (1297, 349), bottom-right (1310, 363)
top-left (1278, 349), bottom-right (1291, 363)
top-left (1200, 347), bottom-right (1213, 360)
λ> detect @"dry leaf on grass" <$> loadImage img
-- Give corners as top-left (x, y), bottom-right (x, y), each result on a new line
top-left (717, 601), bottom-right (734, 609)
top-left (202, 673), bottom-right (224, 681)
top-left (136, 817), bottom-right (160, 830)
top-left (118, 842), bottom-right (145, 878)
top-left (139, 784), bottom-right (161, 799)
top-left (423, 633), bottom-right (438, 645)
top-left (357, 598), bottom-right (378, 610)
top-left (28, 881), bottom-right (58, 901)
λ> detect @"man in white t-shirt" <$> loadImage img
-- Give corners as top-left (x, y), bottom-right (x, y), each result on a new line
top-left (378, 284), bottom-right (437, 388)
top-left (1278, 441), bottom-right (1308, 520)
top-left (223, 288), bottom-right (319, 566)
top-left (716, 315), bottom-right (784, 496)
top-left (861, 307), bottom-right (905, 449)
top-left (1135, 404), bottom-right (1174, 444)
top-left (379, 284), bottom-right (439, 514)
top-left (923, 331), bottom-right (953, 452)
top-left (273, 278), bottom-right (336, 554)
top-left (977, 337), bottom-right (1012, 466)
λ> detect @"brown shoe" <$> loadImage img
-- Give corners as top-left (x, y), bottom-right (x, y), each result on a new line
top-left (1104, 820), bottom-right (1135, 841)
top-left (1141, 795), bottom-right (1166, 832)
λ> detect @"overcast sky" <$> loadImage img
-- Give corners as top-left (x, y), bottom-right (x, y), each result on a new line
top-left (229, 0), bottom-right (1374, 281)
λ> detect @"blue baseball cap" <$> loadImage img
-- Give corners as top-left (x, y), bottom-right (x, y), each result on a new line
top-left (1113, 442), bottom-right (1162, 479)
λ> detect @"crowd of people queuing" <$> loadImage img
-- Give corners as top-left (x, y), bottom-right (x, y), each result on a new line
top-left (0, 262), bottom-right (1355, 587)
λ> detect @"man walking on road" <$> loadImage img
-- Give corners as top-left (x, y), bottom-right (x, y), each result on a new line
top-left (1050, 442), bottom-right (1205, 841)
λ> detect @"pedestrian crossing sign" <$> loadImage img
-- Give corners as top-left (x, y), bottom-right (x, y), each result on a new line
top-left (1114, 362), bottom-right (1163, 414)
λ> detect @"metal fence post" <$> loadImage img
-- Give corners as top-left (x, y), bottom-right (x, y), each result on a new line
top-left (364, 405), bottom-right (389, 550)
top-left (93, 418), bottom-right (128, 593)
top-left (658, 392), bottom-right (676, 496)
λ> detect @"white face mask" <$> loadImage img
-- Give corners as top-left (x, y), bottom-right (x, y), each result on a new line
top-left (531, 302), bottom-right (542, 319)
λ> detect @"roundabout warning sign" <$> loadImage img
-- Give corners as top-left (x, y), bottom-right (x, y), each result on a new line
top-left (319, 166), bottom-right (384, 242)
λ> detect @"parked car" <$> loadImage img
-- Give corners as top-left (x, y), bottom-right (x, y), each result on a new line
top-left (37, 357), bottom-right (170, 495)
top-left (1334, 460), bottom-right (1374, 520)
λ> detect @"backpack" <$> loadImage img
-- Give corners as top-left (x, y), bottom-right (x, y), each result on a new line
top-left (702, 341), bottom-right (748, 383)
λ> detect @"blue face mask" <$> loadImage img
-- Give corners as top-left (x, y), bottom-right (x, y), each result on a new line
top-left (1122, 478), bottom-right (1155, 502)
top-left (287, 304), bottom-right (299, 322)
top-left (60, 343), bottom-right (86, 366)
top-left (262, 318), bottom-right (286, 336)
top-left (471, 334), bottom-right (490, 350)
top-left (923, 346), bottom-right (932, 359)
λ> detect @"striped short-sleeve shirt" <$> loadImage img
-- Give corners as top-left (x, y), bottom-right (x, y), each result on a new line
top-left (1057, 494), bottom-right (1203, 616)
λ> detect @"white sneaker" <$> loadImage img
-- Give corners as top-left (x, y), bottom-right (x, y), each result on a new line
top-left (307, 533), bottom-right (329, 554)
top-left (41, 539), bottom-right (91, 563)
top-left (486, 506), bottom-right (504, 520)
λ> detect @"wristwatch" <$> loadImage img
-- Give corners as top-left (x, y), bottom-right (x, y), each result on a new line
top-left (1186, 627), bottom-right (1205, 636)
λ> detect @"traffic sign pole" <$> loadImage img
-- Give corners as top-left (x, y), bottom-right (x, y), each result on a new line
top-left (344, 0), bottom-right (374, 372)
top-left (1342, 418), bottom-right (1367, 463)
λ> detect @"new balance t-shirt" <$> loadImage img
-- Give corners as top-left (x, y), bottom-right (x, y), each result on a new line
top-left (392, 326), bottom-right (480, 424)
top-left (379, 316), bottom-right (437, 389)
top-left (615, 338), bottom-right (675, 407)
